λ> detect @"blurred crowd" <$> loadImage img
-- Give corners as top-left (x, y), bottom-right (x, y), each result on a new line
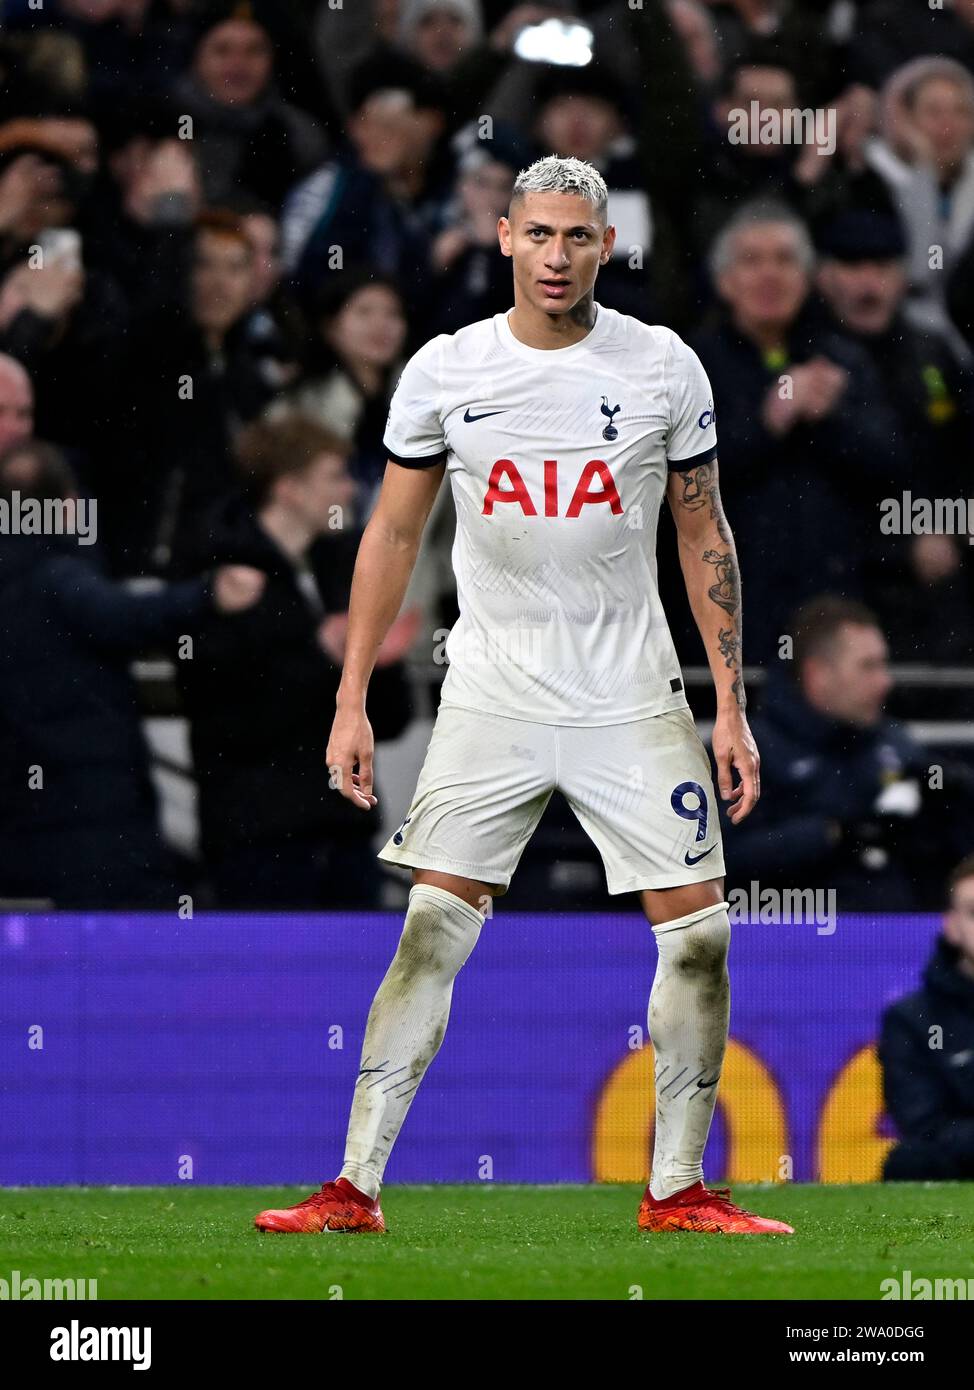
top-left (0, 0), bottom-right (973, 911)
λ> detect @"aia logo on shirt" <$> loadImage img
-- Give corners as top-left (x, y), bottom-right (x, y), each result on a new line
top-left (482, 459), bottom-right (623, 518)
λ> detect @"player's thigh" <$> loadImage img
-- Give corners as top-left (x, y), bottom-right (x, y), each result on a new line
top-left (557, 707), bottom-right (725, 895)
top-left (412, 868), bottom-right (497, 912)
top-left (639, 877), bottom-right (725, 928)
top-left (378, 703), bottom-right (555, 896)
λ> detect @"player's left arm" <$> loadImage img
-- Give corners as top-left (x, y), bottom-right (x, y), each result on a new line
top-left (666, 457), bottom-right (760, 824)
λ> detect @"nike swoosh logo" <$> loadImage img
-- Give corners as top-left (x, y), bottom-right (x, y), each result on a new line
top-left (463, 407), bottom-right (507, 422)
top-left (684, 844), bottom-right (717, 866)
top-left (696, 1076), bottom-right (719, 1089)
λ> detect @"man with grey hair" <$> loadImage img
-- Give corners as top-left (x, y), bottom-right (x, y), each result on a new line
top-left (692, 198), bottom-right (907, 663)
top-left (255, 155), bottom-right (794, 1239)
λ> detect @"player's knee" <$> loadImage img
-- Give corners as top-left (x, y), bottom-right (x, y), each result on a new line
top-left (391, 883), bottom-right (485, 981)
top-left (675, 918), bottom-right (730, 985)
top-left (656, 904), bottom-right (730, 983)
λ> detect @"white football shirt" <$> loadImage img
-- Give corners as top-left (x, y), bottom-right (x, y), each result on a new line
top-left (383, 303), bottom-right (718, 726)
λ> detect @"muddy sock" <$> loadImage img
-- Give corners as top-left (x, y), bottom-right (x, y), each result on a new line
top-left (647, 902), bottom-right (731, 1201)
top-left (339, 883), bottom-right (484, 1199)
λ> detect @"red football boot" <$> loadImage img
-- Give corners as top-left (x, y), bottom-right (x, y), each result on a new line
top-left (638, 1181), bottom-right (794, 1235)
top-left (254, 1178), bottom-right (386, 1234)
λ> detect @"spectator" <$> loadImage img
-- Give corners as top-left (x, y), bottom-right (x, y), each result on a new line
top-left (696, 50), bottom-right (899, 266)
top-left (706, 0), bottom-right (841, 107)
top-left (866, 56), bottom-right (974, 363)
top-left (0, 352), bottom-right (34, 453)
top-left (692, 199), bottom-right (907, 660)
top-left (816, 208), bottom-right (971, 463)
top-left (281, 52), bottom-right (455, 319)
top-left (84, 115), bottom-right (205, 315)
top-left (109, 209), bottom-right (284, 574)
top-left (177, 417), bottom-right (416, 909)
top-left (880, 852), bottom-right (974, 1182)
top-left (527, 62), bottom-right (658, 318)
top-left (428, 125), bottom-right (523, 335)
top-left (313, 0), bottom-right (553, 136)
top-left (165, 9), bottom-right (327, 206)
top-left (0, 437), bottom-right (264, 908)
top-left (666, 0), bottom-right (722, 94)
top-left (693, 53), bottom-right (820, 258)
top-left (232, 196), bottom-right (305, 383)
top-left (266, 266), bottom-right (409, 514)
top-left (0, 120), bottom-right (128, 456)
top-left (850, 0), bottom-right (974, 91)
top-left (398, 0), bottom-right (485, 73)
top-left (815, 207), bottom-right (974, 662)
top-left (0, 22), bottom-right (89, 120)
top-left (25, 0), bottom-right (198, 115)
top-left (724, 597), bottom-right (972, 911)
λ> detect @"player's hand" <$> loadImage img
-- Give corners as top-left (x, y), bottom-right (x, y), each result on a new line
top-left (212, 564), bottom-right (266, 613)
top-left (327, 705), bottom-right (378, 810)
top-left (713, 707), bottom-right (761, 825)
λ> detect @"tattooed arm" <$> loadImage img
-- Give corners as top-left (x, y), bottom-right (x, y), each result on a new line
top-left (667, 457), bottom-right (760, 824)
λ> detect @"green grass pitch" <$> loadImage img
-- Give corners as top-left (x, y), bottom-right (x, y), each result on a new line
top-left (2, 1184), bottom-right (973, 1300)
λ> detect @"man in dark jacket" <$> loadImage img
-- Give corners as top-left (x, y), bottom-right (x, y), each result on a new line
top-left (815, 209), bottom-right (974, 668)
top-left (691, 200), bottom-right (909, 664)
top-left (281, 54), bottom-right (455, 325)
top-left (880, 853), bottom-right (974, 1181)
top-left (724, 596), bottom-right (969, 911)
top-left (178, 417), bottom-right (416, 909)
top-left (0, 438), bottom-right (264, 908)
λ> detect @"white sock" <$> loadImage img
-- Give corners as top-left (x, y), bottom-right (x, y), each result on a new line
top-left (339, 883), bottom-right (484, 1200)
top-left (647, 902), bottom-right (731, 1202)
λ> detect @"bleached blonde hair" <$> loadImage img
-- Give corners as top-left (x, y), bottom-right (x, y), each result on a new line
top-left (511, 155), bottom-right (609, 224)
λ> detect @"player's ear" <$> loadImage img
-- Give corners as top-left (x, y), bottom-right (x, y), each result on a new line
top-left (497, 216), bottom-right (512, 256)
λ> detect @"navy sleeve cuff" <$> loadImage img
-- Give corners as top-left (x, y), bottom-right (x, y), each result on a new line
top-left (385, 446), bottom-right (448, 469)
top-left (666, 445), bottom-right (718, 472)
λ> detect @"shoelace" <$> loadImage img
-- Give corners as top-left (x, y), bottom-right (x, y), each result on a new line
top-left (700, 1186), bottom-right (755, 1217)
top-left (294, 1183), bottom-right (340, 1210)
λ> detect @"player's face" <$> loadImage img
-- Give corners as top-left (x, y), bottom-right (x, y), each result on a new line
top-left (498, 190), bottom-right (614, 316)
top-left (945, 876), bottom-right (974, 970)
top-left (817, 257), bottom-right (906, 336)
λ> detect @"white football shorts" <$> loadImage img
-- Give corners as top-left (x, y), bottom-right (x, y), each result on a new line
top-left (377, 702), bottom-right (726, 895)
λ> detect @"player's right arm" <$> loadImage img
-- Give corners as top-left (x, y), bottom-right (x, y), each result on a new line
top-left (329, 334), bottom-right (448, 808)
top-left (327, 459), bottom-right (445, 809)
